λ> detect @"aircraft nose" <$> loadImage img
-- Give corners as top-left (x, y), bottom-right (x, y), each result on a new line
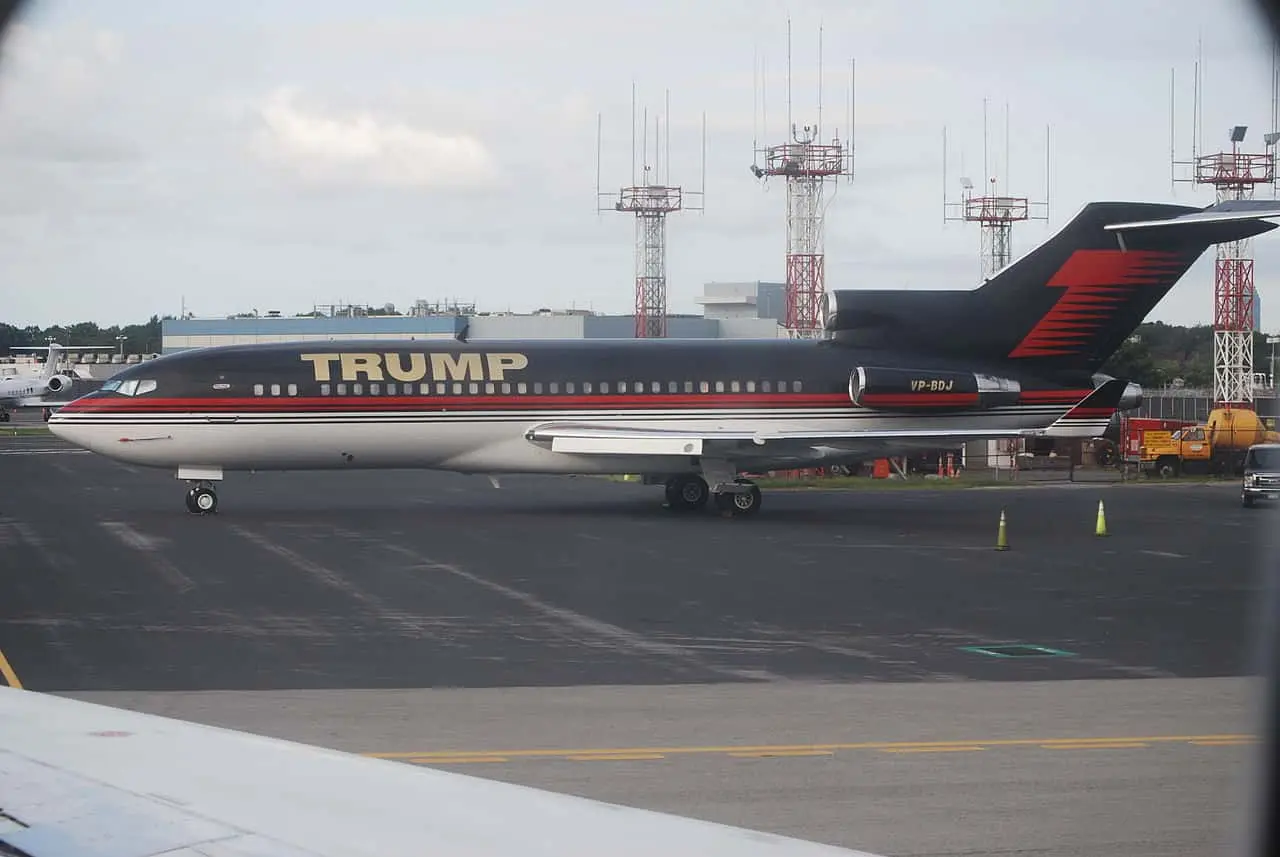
top-left (47, 414), bottom-right (93, 450)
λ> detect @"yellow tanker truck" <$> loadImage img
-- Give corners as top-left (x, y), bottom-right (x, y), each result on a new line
top-left (1141, 408), bottom-right (1280, 477)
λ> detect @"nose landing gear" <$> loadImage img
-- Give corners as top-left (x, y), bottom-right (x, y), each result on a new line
top-left (184, 481), bottom-right (218, 515)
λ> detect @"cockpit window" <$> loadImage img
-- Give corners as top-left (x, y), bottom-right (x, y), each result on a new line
top-left (104, 379), bottom-right (157, 396)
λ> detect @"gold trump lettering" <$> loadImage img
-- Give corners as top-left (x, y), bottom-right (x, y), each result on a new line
top-left (301, 352), bottom-right (530, 383)
top-left (910, 379), bottom-right (955, 392)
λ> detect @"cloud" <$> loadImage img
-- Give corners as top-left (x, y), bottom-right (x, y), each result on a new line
top-left (249, 87), bottom-right (499, 191)
top-left (0, 22), bottom-right (138, 165)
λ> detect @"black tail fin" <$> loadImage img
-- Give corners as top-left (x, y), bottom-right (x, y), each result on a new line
top-left (825, 200), bottom-right (1280, 377)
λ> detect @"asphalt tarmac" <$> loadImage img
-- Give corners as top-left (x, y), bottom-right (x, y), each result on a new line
top-left (0, 432), bottom-right (1270, 856)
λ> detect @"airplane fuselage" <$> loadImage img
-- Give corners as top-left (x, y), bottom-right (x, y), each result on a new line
top-left (49, 338), bottom-right (1093, 476)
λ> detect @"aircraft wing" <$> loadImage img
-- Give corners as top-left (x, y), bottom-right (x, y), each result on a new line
top-left (526, 381), bottom-right (1131, 457)
top-left (0, 686), bottom-right (876, 857)
top-left (11, 397), bottom-right (62, 409)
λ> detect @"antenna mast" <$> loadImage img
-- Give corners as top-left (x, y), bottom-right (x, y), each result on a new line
top-left (1172, 39), bottom-right (1279, 407)
top-left (943, 101), bottom-right (1050, 281)
top-left (597, 87), bottom-right (707, 338)
top-left (750, 19), bottom-right (854, 338)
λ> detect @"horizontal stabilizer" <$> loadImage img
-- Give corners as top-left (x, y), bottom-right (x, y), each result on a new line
top-left (1042, 379), bottom-right (1128, 438)
top-left (1105, 199), bottom-right (1280, 242)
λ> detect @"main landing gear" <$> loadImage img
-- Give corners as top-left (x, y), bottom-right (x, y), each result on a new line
top-left (184, 481), bottom-right (218, 515)
top-left (662, 473), bottom-right (762, 517)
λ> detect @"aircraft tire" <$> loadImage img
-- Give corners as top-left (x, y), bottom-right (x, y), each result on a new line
top-left (714, 481), bottom-right (762, 517)
top-left (186, 486), bottom-right (218, 515)
top-left (665, 475), bottom-right (709, 510)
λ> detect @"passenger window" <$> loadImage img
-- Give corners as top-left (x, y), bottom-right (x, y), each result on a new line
top-left (321, 383), bottom-right (331, 396)
top-left (617, 381), bottom-right (627, 393)
top-left (730, 381), bottom-right (741, 393)
top-left (746, 381), bottom-right (756, 393)
top-left (287, 383), bottom-right (298, 396)
top-left (353, 383), bottom-right (364, 395)
top-left (485, 382), bottom-right (495, 395)
top-left (583, 382), bottom-right (593, 394)
top-left (565, 382), bottom-right (575, 394)
top-left (699, 381), bottom-right (709, 393)
top-left (468, 382), bottom-right (479, 395)
top-left (794, 380), bottom-right (803, 392)
top-left (549, 382), bottom-right (559, 394)
top-left (762, 380), bottom-right (772, 392)
top-left (336, 383), bottom-right (348, 395)
top-left (501, 382), bottom-right (512, 394)
top-left (635, 382), bottom-right (644, 393)
top-left (683, 381), bottom-right (693, 393)
top-left (651, 381), bottom-right (661, 393)
top-left (253, 383), bottom-right (264, 396)
top-left (534, 382), bottom-right (544, 394)
top-left (436, 382), bottom-right (447, 395)
top-left (517, 382), bottom-right (528, 394)
top-left (419, 383), bottom-right (431, 395)
top-left (715, 381), bottom-right (725, 393)
top-left (269, 383), bottom-right (281, 396)
top-left (135, 379), bottom-right (157, 395)
top-left (777, 381), bottom-right (788, 392)
top-left (452, 383), bottom-right (463, 395)
top-left (369, 383), bottom-right (380, 395)
top-left (385, 382), bottom-right (396, 395)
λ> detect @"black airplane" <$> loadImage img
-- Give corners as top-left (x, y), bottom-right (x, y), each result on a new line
top-left (48, 199), bottom-right (1280, 517)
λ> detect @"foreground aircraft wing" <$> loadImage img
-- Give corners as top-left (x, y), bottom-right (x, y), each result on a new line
top-left (0, 686), bottom-right (876, 857)
top-left (526, 381), bottom-right (1130, 457)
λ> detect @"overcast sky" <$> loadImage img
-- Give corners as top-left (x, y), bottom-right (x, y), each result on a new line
top-left (1, 0), bottom-right (1278, 329)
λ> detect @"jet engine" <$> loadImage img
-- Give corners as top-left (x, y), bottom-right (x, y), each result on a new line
top-left (45, 374), bottom-right (73, 395)
top-left (849, 366), bottom-right (1021, 410)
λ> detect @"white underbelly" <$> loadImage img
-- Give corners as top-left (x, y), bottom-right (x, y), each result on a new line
top-left (51, 407), bottom-right (1058, 473)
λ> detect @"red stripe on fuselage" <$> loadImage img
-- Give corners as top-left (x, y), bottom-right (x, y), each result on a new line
top-left (58, 388), bottom-right (1094, 415)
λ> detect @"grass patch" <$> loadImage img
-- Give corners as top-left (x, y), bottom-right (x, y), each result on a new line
top-left (0, 426), bottom-right (51, 437)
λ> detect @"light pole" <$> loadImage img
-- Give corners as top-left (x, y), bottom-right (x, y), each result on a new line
top-left (115, 334), bottom-right (126, 356)
top-left (1269, 336), bottom-right (1280, 396)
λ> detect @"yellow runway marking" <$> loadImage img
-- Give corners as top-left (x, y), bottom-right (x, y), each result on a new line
top-left (881, 745), bottom-right (986, 754)
top-left (408, 755), bottom-right (510, 764)
top-left (1041, 742), bottom-right (1150, 750)
top-left (566, 753), bottom-right (666, 762)
top-left (374, 733), bottom-right (1254, 766)
top-left (0, 649), bottom-right (21, 689)
top-left (1189, 739), bottom-right (1254, 746)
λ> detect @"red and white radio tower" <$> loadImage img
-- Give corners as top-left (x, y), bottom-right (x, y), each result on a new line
top-left (1171, 43), bottom-right (1279, 406)
top-left (943, 100), bottom-right (1050, 281)
top-left (596, 87), bottom-right (706, 338)
top-left (751, 21), bottom-right (854, 339)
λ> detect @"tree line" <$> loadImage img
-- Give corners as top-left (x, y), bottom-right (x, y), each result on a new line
top-left (1101, 322), bottom-right (1278, 390)
top-left (0, 316), bottom-right (166, 356)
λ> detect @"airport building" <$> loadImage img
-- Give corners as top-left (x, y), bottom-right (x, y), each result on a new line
top-left (158, 284), bottom-right (789, 353)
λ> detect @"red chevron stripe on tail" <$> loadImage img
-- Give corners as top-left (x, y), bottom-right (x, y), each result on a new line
top-left (1009, 249), bottom-right (1185, 359)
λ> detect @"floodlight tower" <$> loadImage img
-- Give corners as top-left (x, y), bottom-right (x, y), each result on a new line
top-left (596, 87), bottom-right (706, 338)
top-left (750, 21), bottom-right (855, 339)
top-left (1171, 46), bottom-right (1279, 407)
top-left (943, 101), bottom-right (1050, 280)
